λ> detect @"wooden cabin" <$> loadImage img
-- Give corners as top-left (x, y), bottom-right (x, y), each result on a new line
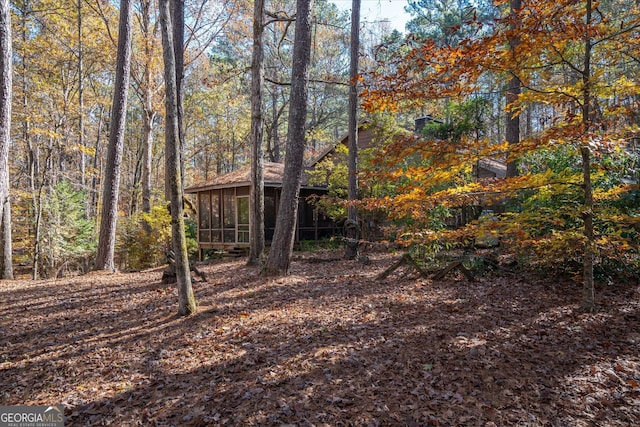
top-left (185, 162), bottom-right (338, 252)
top-left (309, 123), bottom-right (376, 166)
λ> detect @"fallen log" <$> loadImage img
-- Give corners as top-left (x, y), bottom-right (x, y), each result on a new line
top-left (431, 260), bottom-right (475, 281)
top-left (377, 254), bottom-right (429, 280)
top-left (377, 254), bottom-right (475, 282)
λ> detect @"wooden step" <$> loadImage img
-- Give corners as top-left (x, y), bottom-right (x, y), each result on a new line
top-left (223, 247), bottom-right (248, 257)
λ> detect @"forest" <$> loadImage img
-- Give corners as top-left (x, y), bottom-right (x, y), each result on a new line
top-left (0, 0), bottom-right (639, 424)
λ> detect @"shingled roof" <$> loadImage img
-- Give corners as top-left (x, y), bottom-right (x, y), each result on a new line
top-left (184, 162), bottom-right (317, 193)
top-left (308, 122), bottom-right (373, 167)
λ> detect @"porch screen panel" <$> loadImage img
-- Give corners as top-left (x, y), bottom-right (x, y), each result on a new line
top-left (264, 190), bottom-right (277, 242)
top-left (298, 198), bottom-right (316, 241)
top-left (211, 191), bottom-right (221, 242)
top-left (223, 188), bottom-right (236, 243)
top-left (237, 196), bottom-right (249, 243)
top-left (198, 192), bottom-right (211, 242)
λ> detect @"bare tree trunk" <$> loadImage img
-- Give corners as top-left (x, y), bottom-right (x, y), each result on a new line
top-left (95, 0), bottom-right (133, 271)
top-left (271, 89), bottom-right (280, 162)
top-left (162, 0), bottom-right (185, 198)
top-left (89, 105), bottom-right (106, 219)
top-left (266, 88), bottom-right (286, 163)
top-left (505, 0), bottom-right (521, 178)
top-left (0, 0), bottom-right (12, 279)
top-left (78, 0), bottom-right (86, 191)
top-left (19, 1), bottom-right (40, 279)
top-left (0, 0), bottom-right (8, 224)
top-left (31, 144), bottom-right (49, 279)
top-left (139, 0), bottom-right (155, 216)
top-left (248, 0), bottom-right (265, 266)
top-left (172, 0), bottom-right (185, 189)
top-left (160, 0), bottom-right (196, 316)
top-left (0, 185), bottom-right (11, 279)
top-left (263, 0), bottom-right (314, 276)
top-left (141, 103), bottom-right (155, 214)
top-left (581, 0), bottom-right (595, 312)
top-left (130, 139), bottom-right (142, 214)
top-left (345, 0), bottom-right (360, 260)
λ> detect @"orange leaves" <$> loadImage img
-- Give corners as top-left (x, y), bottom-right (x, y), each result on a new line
top-left (445, 47), bottom-right (465, 65)
top-left (360, 0), bottom-right (640, 280)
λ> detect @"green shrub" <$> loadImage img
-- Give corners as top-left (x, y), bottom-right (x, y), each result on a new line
top-left (117, 205), bottom-right (171, 270)
top-left (39, 180), bottom-right (96, 277)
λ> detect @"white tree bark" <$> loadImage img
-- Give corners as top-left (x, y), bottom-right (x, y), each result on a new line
top-left (0, 0), bottom-right (12, 279)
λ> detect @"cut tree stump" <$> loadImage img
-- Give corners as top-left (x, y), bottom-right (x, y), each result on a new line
top-left (162, 250), bottom-right (207, 284)
top-left (377, 254), bottom-right (475, 282)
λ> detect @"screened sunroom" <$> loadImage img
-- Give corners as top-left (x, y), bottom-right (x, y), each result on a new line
top-left (185, 162), bottom-right (337, 253)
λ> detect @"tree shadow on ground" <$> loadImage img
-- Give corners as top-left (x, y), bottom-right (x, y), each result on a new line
top-left (1, 254), bottom-right (638, 426)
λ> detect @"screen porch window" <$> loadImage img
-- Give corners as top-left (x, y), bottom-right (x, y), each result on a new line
top-left (211, 192), bottom-right (221, 242)
top-left (198, 192), bottom-right (211, 242)
top-left (198, 190), bottom-right (221, 243)
top-left (237, 196), bottom-right (249, 243)
top-left (223, 189), bottom-right (236, 243)
top-left (196, 186), bottom-right (253, 246)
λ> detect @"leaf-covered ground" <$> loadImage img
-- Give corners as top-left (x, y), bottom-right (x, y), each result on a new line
top-left (1, 250), bottom-right (639, 426)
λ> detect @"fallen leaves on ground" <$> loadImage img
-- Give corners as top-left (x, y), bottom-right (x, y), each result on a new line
top-left (1, 250), bottom-right (639, 426)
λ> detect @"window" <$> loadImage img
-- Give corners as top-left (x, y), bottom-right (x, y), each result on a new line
top-left (211, 191), bottom-right (221, 228)
top-left (237, 196), bottom-right (249, 243)
top-left (199, 192), bottom-right (211, 229)
top-left (223, 189), bottom-right (235, 228)
top-left (222, 189), bottom-right (236, 243)
top-left (198, 192), bottom-right (211, 242)
top-left (211, 191), bottom-right (221, 241)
